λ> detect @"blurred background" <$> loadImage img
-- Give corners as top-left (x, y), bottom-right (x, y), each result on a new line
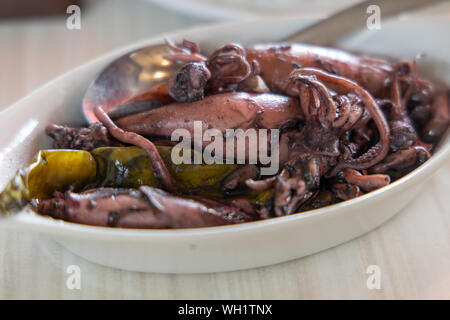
top-left (0, 0), bottom-right (362, 111)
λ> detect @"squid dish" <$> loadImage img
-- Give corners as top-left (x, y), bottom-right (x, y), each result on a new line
top-left (1, 40), bottom-right (448, 229)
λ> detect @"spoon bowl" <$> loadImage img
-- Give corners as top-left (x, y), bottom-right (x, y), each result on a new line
top-left (82, 44), bottom-right (184, 123)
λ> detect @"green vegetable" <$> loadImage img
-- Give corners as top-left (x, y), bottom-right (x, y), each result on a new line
top-left (0, 149), bottom-right (97, 214)
top-left (92, 146), bottom-right (239, 195)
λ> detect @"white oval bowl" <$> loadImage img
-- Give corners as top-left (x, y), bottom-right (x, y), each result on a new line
top-left (0, 15), bottom-right (449, 273)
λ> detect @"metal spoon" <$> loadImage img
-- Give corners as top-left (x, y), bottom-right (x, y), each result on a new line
top-left (82, 44), bottom-right (185, 122)
top-left (82, 0), bottom-right (444, 123)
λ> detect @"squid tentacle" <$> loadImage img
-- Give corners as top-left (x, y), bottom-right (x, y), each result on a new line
top-left (163, 38), bottom-right (207, 62)
top-left (94, 106), bottom-right (179, 193)
top-left (289, 68), bottom-right (390, 175)
top-left (290, 74), bottom-right (338, 127)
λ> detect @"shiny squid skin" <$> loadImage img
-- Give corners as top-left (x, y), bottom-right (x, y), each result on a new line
top-left (343, 168), bottom-right (390, 192)
top-left (34, 186), bottom-right (258, 228)
top-left (421, 85), bottom-right (450, 143)
top-left (242, 43), bottom-right (392, 97)
top-left (116, 92), bottom-right (303, 138)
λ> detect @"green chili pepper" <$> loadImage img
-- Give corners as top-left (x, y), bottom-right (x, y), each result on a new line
top-left (0, 149), bottom-right (97, 214)
top-left (92, 146), bottom-right (239, 195)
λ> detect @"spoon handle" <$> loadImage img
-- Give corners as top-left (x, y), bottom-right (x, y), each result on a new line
top-left (284, 0), bottom-right (445, 45)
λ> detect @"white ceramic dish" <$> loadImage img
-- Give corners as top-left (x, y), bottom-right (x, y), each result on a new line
top-left (0, 13), bottom-right (449, 273)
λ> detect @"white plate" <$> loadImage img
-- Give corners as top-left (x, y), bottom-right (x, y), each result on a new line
top-left (0, 12), bottom-right (449, 273)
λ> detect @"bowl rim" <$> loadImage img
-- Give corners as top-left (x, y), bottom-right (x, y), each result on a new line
top-left (1, 15), bottom-right (450, 240)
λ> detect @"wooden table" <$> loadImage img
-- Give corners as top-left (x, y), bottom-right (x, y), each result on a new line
top-left (0, 0), bottom-right (449, 299)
